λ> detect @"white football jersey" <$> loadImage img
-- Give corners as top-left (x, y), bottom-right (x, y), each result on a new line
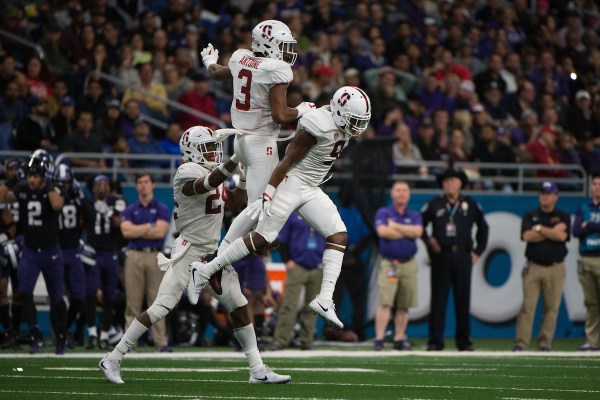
top-left (172, 162), bottom-right (225, 247)
top-left (289, 106), bottom-right (349, 186)
top-left (228, 49), bottom-right (293, 137)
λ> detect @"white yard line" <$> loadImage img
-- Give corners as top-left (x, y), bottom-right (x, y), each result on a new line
top-left (0, 350), bottom-right (599, 359)
top-left (0, 390), bottom-right (344, 400)
top-left (44, 367), bottom-right (379, 373)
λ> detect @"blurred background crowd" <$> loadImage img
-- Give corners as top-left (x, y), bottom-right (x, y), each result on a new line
top-left (0, 0), bottom-right (599, 188)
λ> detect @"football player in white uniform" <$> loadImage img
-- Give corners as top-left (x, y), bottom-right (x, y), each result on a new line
top-left (198, 19), bottom-right (315, 269)
top-left (100, 126), bottom-right (291, 385)
top-left (188, 86), bottom-right (371, 329)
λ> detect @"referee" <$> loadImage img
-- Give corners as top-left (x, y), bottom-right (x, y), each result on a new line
top-left (421, 169), bottom-right (488, 351)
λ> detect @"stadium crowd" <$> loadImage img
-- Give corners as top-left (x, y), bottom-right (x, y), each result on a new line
top-left (1, 0), bottom-right (600, 352)
top-left (0, 0), bottom-right (599, 185)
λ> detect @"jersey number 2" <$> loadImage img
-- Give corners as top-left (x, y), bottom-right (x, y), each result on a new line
top-left (206, 187), bottom-right (224, 215)
top-left (236, 69), bottom-right (252, 111)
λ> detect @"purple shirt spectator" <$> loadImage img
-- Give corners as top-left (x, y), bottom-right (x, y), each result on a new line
top-left (374, 206), bottom-right (421, 260)
top-left (121, 198), bottom-right (170, 250)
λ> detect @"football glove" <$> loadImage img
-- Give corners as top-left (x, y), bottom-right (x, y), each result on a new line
top-left (295, 102), bottom-right (316, 118)
top-left (201, 43), bottom-right (219, 69)
top-left (246, 185), bottom-right (275, 221)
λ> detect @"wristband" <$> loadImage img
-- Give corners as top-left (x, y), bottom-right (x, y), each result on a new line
top-left (149, 222), bottom-right (155, 229)
top-left (203, 175), bottom-right (215, 191)
top-left (230, 153), bottom-right (240, 164)
top-left (264, 184), bottom-right (276, 200)
top-left (237, 180), bottom-right (247, 190)
top-left (204, 60), bottom-right (216, 69)
top-left (218, 163), bottom-right (234, 177)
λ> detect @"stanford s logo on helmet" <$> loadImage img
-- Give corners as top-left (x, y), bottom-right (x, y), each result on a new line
top-left (179, 126), bottom-right (223, 168)
top-left (251, 20), bottom-right (297, 66)
top-left (261, 24), bottom-right (272, 39)
top-left (330, 86), bottom-right (371, 137)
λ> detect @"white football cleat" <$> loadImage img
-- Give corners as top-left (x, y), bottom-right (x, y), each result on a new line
top-left (99, 354), bottom-right (124, 384)
top-left (308, 297), bottom-right (344, 329)
top-left (249, 364), bottom-right (291, 384)
top-left (187, 261), bottom-right (208, 305)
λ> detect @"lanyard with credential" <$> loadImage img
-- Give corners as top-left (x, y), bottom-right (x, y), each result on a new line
top-left (446, 202), bottom-right (459, 222)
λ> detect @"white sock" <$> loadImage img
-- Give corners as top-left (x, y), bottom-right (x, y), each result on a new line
top-left (319, 249), bottom-right (344, 301)
top-left (100, 330), bottom-right (110, 341)
top-left (87, 326), bottom-right (97, 338)
top-left (233, 323), bottom-right (263, 374)
top-left (107, 318), bottom-right (147, 361)
top-left (202, 237), bottom-right (251, 278)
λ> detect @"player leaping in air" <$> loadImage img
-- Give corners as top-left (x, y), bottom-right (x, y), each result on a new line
top-left (188, 86), bottom-right (371, 329)
top-left (191, 20), bottom-right (315, 285)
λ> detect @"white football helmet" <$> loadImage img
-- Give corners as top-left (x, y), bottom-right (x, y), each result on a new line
top-left (330, 86), bottom-right (372, 137)
top-left (251, 20), bottom-right (297, 65)
top-left (179, 126), bottom-right (223, 168)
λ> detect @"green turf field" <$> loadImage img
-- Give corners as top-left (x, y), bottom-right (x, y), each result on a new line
top-left (1, 342), bottom-right (600, 400)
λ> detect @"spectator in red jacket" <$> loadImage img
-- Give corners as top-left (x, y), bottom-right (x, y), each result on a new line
top-left (527, 124), bottom-right (568, 178)
top-left (177, 71), bottom-right (218, 130)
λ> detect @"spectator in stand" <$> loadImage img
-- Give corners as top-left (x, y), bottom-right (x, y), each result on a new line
top-left (527, 124), bottom-right (568, 179)
top-left (122, 99), bottom-right (142, 140)
top-left (177, 71), bottom-right (218, 130)
top-left (421, 72), bottom-right (446, 114)
top-left (94, 98), bottom-right (124, 150)
top-left (61, 111), bottom-right (105, 169)
top-left (0, 80), bottom-right (25, 150)
top-left (508, 81), bottom-right (537, 121)
top-left (162, 63), bottom-right (191, 102)
top-left (79, 78), bottom-right (107, 121)
top-left (38, 19), bottom-right (71, 77)
top-left (416, 120), bottom-right (443, 164)
top-left (122, 63), bottom-right (169, 121)
top-left (511, 109), bottom-right (539, 160)
top-left (0, 55), bottom-right (25, 95)
top-left (445, 128), bottom-right (470, 165)
top-left (392, 123), bottom-right (428, 178)
top-left (434, 50), bottom-right (471, 82)
top-left (25, 56), bottom-right (52, 100)
top-left (472, 124), bottom-right (517, 191)
top-left (47, 79), bottom-right (70, 119)
top-left (15, 97), bottom-right (57, 152)
top-left (529, 50), bottom-right (570, 100)
top-left (474, 54), bottom-right (508, 100)
top-left (482, 81), bottom-right (512, 126)
top-left (432, 108), bottom-right (451, 152)
top-left (567, 90), bottom-right (600, 146)
top-left (159, 123), bottom-right (182, 156)
top-left (580, 137), bottom-right (600, 173)
top-left (102, 21), bottom-right (122, 71)
top-left (305, 65), bottom-right (338, 103)
top-left (51, 96), bottom-right (77, 146)
top-left (127, 118), bottom-right (167, 172)
top-left (116, 46), bottom-right (140, 87)
top-left (74, 24), bottom-right (97, 70)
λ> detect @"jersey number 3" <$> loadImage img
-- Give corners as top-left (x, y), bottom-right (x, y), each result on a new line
top-left (236, 69), bottom-right (252, 111)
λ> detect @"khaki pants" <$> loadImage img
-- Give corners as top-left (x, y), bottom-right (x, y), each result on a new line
top-left (124, 250), bottom-right (167, 348)
top-left (578, 256), bottom-right (600, 346)
top-left (515, 261), bottom-right (565, 349)
top-left (273, 264), bottom-right (323, 347)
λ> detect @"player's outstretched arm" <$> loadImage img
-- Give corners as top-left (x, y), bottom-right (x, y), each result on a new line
top-left (181, 155), bottom-right (240, 197)
top-left (202, 43), bottom-right (232, 81)
top-left (268, 129), bottom-right (316, 189)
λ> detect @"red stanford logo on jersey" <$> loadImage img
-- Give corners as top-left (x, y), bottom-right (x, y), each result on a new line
top-left (261, 24), bottom-right (272, 38)
top-left (338, 92), bottom-right (351, 107)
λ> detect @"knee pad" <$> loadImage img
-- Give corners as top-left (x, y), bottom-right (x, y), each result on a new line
top-left (147, 303), bottom-right (171, 324)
